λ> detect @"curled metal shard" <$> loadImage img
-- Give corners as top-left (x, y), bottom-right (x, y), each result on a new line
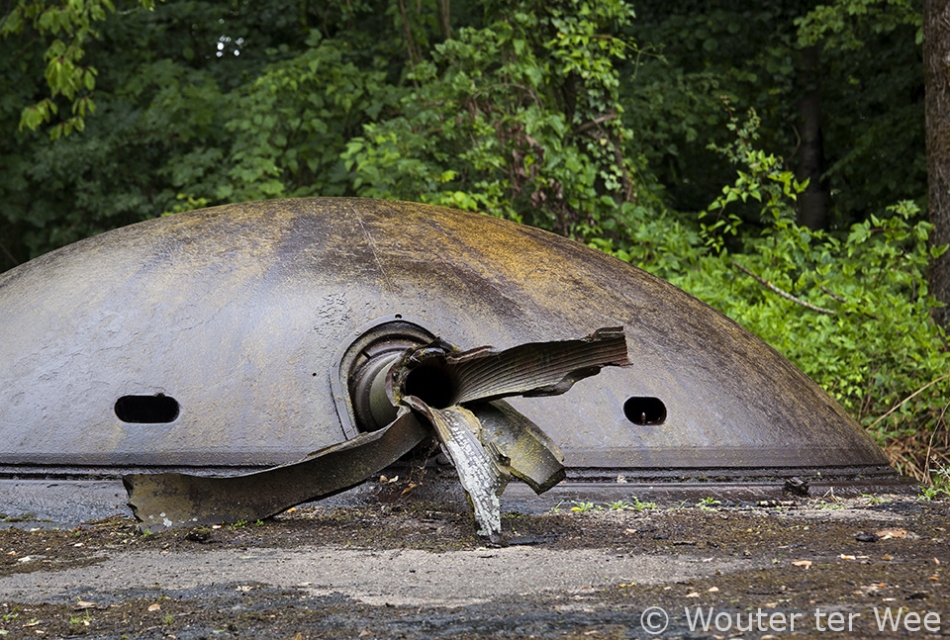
top-left (471, 400), bottom-right (565, 494)
top-left (125, 412), bottom-right (428, 528)
top-left (411, 402), bottom-right (506, 537)
top-left (0, 198), bottom-right (902, 526)
top-left (126, 329), bottom-right (629, 533)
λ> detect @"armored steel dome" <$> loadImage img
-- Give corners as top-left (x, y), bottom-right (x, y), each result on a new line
top-left (0, 198), bottom-right (899, 522)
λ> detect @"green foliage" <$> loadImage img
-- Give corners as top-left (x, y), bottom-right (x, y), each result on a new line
top-left (1, 0), bottom-right (155, 138)
top-left (175, 32), bottom-right (395, 206)
top-left (701, 104), bottom-right (802, 252)
top-left (919, 463), bottom-right (950, 501)
top-left (591, 104), bottom-right (947, 477)
top-left (619, 2), bottom-right (800, 214)
top-left (796, 0), bottom-right (921, 50)
top-left (569, 500), bottom-right (599, 512)
top-left (609, 496), bottom-right (657, 511)
top-left (573, 497), bottom-right (657, 511)
top-left (796, 0), bottom-right (925, 222)
top-left (621, 0), bottom-right (925, 225)
top-left (0, 0), bottom-right (404, 264)
top-left (343, 0), bottom-right (645, 244)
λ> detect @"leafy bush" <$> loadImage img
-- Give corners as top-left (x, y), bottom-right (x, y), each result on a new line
top-left (342, 0), bottom-right (647, 241)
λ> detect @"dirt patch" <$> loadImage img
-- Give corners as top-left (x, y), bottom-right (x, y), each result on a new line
top-left (0, 495), bottom-right (947, 638)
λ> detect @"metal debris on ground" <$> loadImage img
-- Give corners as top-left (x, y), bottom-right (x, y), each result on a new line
top-left (125, 328), bottom-right (630, 536)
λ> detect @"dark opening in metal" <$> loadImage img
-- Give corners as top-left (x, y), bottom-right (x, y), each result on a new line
top-left (403, 363), bottom-right (458, 409)
top-left (624, 397), bottom-right (666, 426)
top-left (115, 394), bottom-right (180, 423)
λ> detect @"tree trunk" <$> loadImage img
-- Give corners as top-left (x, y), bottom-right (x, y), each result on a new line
top-left (796, 44), bottom-right (829, 231)
top-left (397, 0), bottom-right (422, 67)
top-left (925, 0), bottom-right (950, 329)
top-left (436, 0), bottom-right (451, 41)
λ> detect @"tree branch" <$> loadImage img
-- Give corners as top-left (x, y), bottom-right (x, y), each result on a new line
top-left (397, 0), bottom-right (421, 68)
top-left (818, 284), bottom-right (879, 320)
top-left (818, 285), bottom-right (846, 303)
top-left (572, 112), bottom-right (617, 137)
top-left (732, 261), bottom-right (835, 315)
top-left (869, 373), bottom-right (950, 431)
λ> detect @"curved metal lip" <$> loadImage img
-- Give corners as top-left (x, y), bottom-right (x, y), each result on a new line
top-left (329, 314), bottom-right (436, 439)
top-left (0, 463), bottom-right (915, 530)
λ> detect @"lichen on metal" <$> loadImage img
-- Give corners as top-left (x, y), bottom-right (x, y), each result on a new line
top-left (0, 198), bottom-right (904, 527)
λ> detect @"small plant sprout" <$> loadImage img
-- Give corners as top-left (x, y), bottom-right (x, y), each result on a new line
top-left (69, 610), bottom-right (92, 627)
top-left (608, 497), bottom-right (657, 511)
top-left (569, 501), bottom-right (599, 513)
top-left (919, 461), bottom-right (950, 501)
top-left (630, 496), bottom-right (657, 511)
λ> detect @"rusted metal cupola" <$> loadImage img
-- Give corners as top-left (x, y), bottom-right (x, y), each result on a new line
top-left (0, 198), bottom-right (902, 525)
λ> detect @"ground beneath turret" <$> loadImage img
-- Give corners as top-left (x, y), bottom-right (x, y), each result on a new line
top-left (0, 494), bottom-right (947, 639)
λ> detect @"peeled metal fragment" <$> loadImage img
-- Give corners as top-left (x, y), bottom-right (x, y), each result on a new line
top-left (452, 327), bottom-right (630, 402)
top-left (392, 329), bottom-right (629, 536)
top-left (406, 399), bottom-right (507, 538)
top-left (124, 411), bottom-right (428, 529)
top-left (471, 400), bottom-right (565, 494)
top-left (390, 328), bottom-right (631, 407)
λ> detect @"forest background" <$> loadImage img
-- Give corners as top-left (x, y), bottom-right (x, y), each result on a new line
top-left (1, 0), bottom-right (948, 491)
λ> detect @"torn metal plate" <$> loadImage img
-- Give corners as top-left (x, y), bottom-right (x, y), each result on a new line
top-left (125, 330), bottom-right (630, 534)
top-left (0, 198), bottom-right (903, 526)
